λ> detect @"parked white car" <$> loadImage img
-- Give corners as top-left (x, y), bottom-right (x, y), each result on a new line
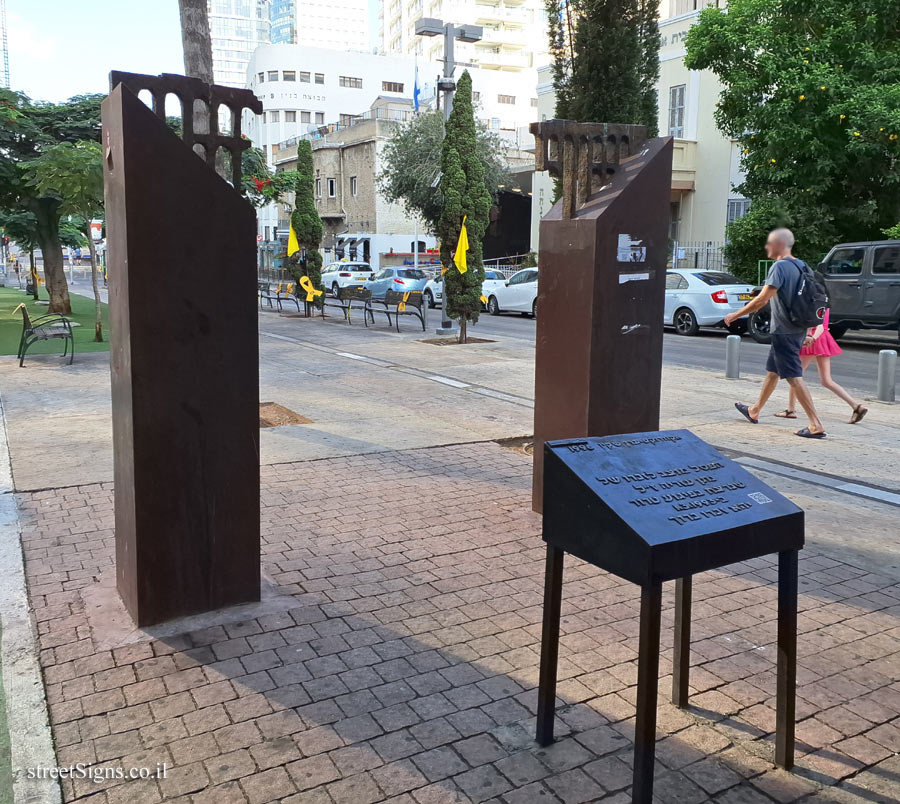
top-left (321, 261), bottom-right (374, 296)
top-left (423, 269), bottom-right (510, 309)
top-left (665, 269), bottom-right (756, 335)
top-left (486, 268), bottom-right (539, 317)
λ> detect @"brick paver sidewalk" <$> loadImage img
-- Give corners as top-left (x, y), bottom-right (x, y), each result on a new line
top-left (18, 443), bottom-right (900, 803)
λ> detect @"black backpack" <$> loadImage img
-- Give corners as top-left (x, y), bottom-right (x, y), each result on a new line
top-left (783, 258), bottom-right (829, 329)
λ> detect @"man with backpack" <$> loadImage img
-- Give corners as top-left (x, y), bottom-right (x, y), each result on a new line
top-left (725, 228), bottom-right (827, 439)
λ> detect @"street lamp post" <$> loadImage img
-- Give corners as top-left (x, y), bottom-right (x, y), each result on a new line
top-left (415, 17), bottom-right (482, 335)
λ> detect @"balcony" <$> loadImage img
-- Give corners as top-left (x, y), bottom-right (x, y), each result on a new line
top-left (476, 27), bottom-right (524, 46)
top-left (474, 50), bottom-right (532, 69)
top-left (671, 138), bottom-right (697, 193)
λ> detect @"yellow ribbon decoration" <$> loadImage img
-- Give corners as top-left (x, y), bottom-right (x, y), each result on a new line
top-left (299, 276), bottom-right (323, 303)
top-left (397, 291), bottom-right (411, 312)
top-left (480, 294), bottom-right (488, 305)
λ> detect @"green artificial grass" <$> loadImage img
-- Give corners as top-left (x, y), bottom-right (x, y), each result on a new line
top-left (0, 283), bottom-right (110, 357)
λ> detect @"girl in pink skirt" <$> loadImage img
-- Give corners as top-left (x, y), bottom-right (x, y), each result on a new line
top-left (776, 308), bottom-right (868, 424)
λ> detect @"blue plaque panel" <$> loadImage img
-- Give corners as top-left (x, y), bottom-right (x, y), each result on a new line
top-left (542, 430), bottom-right (804, 585)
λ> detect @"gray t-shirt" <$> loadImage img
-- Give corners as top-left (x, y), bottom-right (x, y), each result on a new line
top-left (765, 258), bottom-right (807, 335)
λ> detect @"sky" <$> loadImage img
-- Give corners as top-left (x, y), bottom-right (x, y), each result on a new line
top-left (7, 0), bottom-right (185, 102)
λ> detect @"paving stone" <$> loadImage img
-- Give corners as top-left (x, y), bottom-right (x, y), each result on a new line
top-left (412, 746), bottom-right (469, 782)
top-left (453, 764), bottom-right (512, 802)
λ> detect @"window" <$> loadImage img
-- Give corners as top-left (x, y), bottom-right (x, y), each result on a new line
top-left (315, 112), bottom-right (325, 124)
top-left (340, 113), bottom-right (355, 126)
top-left (315, 178), bottom-right (322, 197)
top-left (257, 72), bottom-right (265, 83)
top-left (824, 248), bottom-right (865, 276)
top-left (269, 111), bottom-right (280, 123)
top-left (315, 73), bottom-right (325, 84)
top-left (531, 98), bottom-right (538, 107)
top-left (327, 178), bottom-right (336, 197)
top-left (351, 176), bottom-right (358, 196)
top-left (283, 70), bottom-right (296, 81)
top-left (873, 246), bottom-right (900, 274)
top-left (498, 94), bottom-right (516, 105)
top-left (285, 111), bottom-right (296, 123)
top-left (508, 269), bottom-right (535, 285)
top-left (727, 198), bottom-right (751, 223)
top-left (299, 71), bottom-right (311, 83)
top-left (382, 81), bottom-right (404, 93)
top-left (693, 272), bottom-right (744, 286)
top-left (301, 111), bottom-right (311, 123)
top-left (267, 70), bottom-right (279, 81)
top-left (398, 269), bottom-right (426, 279)
top-left (472, 91), bottom-right (481, 102)
top-left (340, 76), bottom-right (363, 88)
top-left (666, 272), bottom-right (688, 290)
top-left (669, 85), bottom-right (686, 137)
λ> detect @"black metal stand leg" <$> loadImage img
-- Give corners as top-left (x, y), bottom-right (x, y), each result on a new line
top-left (536, 545), bottom-right (564, 747)
top-left (672, 576), bottom-right (692, 707)
top-left (633, 581), bottom-right (662, 804)
top-left (776, 549), bottom-right (798, 770)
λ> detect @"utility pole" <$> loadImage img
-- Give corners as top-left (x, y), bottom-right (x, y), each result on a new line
top-left (414, 17), bottom-right (482, 334)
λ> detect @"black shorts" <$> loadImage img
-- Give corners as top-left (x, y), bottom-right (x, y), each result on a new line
top-left (766, 332), bottom-right (805, 379)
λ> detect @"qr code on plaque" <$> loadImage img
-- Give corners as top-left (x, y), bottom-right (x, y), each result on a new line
top-left (748, 492), bottom-right (773, 505)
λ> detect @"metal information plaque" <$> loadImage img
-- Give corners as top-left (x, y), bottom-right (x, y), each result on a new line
top-left (537, 430), bottom-right (804, 803)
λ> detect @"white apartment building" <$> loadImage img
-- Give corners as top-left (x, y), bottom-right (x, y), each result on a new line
top-left (532, 0), bottom-right (746, 252)
top-left (295, 0), bottom-right (369, 51)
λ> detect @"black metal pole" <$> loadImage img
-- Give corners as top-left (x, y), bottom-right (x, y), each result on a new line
top-left (672, 576), bottom-right (692, 707)
top-left (776, 549), bottom-right (798, 770)
top-left (633, 580), bottom-right (662, 804)
top-left (536, 544), bottom-right (564, 746)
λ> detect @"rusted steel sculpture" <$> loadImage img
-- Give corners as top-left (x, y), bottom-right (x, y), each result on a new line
top-left (102, 73), bottom-right (262, 625)
top-left (109, 71), bottom-right (261, 189)
top-left (530, 119), bottom-right (673, 512)
top-left (531, 120), bottom-right (649, 219)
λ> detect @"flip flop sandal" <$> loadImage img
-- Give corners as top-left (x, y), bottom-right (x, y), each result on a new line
top-left (774, 410), bottom-right (797, 419)
top-left (795, 427), bottom-right (826, 439)
top-left (734, 403), bottom-right (759, 424)
top-left (850, 405), bottom-right (868, 424)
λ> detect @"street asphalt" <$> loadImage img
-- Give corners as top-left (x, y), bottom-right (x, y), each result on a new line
top-left (467, 310), bottom-right (898, 397)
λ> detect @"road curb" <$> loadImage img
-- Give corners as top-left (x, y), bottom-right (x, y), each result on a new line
top-left (0, 394), bottom-right (61, 804)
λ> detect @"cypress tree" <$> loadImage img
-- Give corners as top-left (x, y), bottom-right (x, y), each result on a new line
top-left (290, 139), bottom-right (325, 306)
top-left (438, 71), bottom-right (492, 344)
top-left (547, 0), bottom-right (660, 133)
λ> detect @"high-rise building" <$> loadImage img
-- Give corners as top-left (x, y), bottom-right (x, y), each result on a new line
top-left (208, 0), bottom-right (272, 87)
top-left (0, 0), bottom-right (9, 89)
top-left (296, 0), bottom-right (369, 51)
top-left (269, 0), bottom-right (297, 44)
top-left (379, 0), bottom-right (547, 75)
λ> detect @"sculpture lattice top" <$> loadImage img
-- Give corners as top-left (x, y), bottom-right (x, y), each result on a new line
top-left (530, 120), bottom-right (649, 219)
top-left (109, 72), bottom-right (264, 190)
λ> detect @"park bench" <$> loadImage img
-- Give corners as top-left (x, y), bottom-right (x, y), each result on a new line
top-left (258, 281), bottom-right (279, 310)
top-left (276, 282), bottom-right (300, 312)
top-left (321, 285), bottom-right (372, 325)
top-left (15, 304), bottom-right (74, 367)
top-left (370, 289), bottom-right (426, 332)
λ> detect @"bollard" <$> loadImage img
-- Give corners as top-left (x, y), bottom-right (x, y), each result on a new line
top-left (725, 334), bottom-right (741, 379)
top-left (877, 350), bottom-right (897, 403)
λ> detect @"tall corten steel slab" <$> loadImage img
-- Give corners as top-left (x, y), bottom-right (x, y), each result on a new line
top-left (102, 76), bottom-right (262, 626)
top-left (530, 121), bottom-right (673, 512)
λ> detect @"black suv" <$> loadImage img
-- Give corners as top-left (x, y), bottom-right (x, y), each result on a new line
top-left (819, 240), bottom-right (900, 341)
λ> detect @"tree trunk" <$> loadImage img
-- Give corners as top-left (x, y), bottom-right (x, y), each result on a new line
top-left (458, 317), bottom-right (467, 345)
top-left (27, 197), bottom-right (71, 314)
top-left (84, 224), bottom-right (103, 342)
top-left (178, 0), bottom-right (214, 83)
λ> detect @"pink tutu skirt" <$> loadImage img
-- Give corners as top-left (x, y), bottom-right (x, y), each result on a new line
top-left (800, 309), bottom-right (842, 357)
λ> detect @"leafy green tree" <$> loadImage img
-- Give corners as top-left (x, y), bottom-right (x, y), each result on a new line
top-left (546, 0), bottom-right (660, 131)
top-left (438, 72), bottom-right (493, 344)
top-left (685, 0), bottom-right (900, 278)
top-left (290, 140), bottom-right (325, 305)
top-left (0, 90), bottom-right (103, 313)
top-left (378, 109), bottom-right (508, 232)
top-left (25, 141), bottom-right (105, 340)
top-left (0, 209), bottom-right (40, 298)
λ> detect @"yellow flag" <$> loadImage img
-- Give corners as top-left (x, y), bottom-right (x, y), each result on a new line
top-left (287, 221), bottom-right (300, 257)
top-left (453, 216), bottom-right (469, 274)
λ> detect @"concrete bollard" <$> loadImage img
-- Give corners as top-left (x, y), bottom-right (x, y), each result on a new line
top-left (877, 350), bottom-right (897, 403)
top-left (725, 334), bottom-right (741, 379)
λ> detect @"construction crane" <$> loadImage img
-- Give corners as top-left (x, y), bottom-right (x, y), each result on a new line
top-left (0, 0), bottom-right (9, 89)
